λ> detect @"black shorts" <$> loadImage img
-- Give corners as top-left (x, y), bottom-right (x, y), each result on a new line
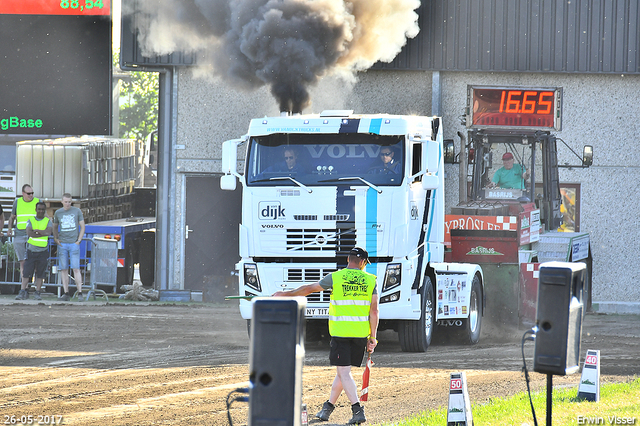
top-left (23, 250), bottom-right (49, 279)
top-left (329, 337), bottom-right (367, 367)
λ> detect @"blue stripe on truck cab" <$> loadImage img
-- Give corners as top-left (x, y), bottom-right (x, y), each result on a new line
top-left (368, 118), bottom-right (382, 135)
top-left (366, 187), bottom-right (377, 273)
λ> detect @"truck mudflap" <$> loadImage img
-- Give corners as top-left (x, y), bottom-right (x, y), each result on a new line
top-left (431, 262), bottom-right (484, 345)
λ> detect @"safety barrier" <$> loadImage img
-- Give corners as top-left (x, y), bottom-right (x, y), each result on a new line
top-left (0, 236), bottom-right (118, 295)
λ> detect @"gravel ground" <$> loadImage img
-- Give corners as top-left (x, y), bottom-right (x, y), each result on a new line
top-left (0, 297), bottom-right (638, 425)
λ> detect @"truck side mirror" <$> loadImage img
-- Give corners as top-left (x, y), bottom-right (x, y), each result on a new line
top-left (220, 138), bottom-right (244, 191)
top-left (220, 174), bottom-right (237, 191)
top-left (221, 139), bottom-right (239, 174)
top-left (582, 145), bottom-right (593, 167)
top-left (420, 138), bottom-right (441, 189)
top-left (421, 173), bottom-right (439, 189)
top-left (443, 139), bottom-right (455, 164)
top-left (421, 139), bottom-right (439, 175)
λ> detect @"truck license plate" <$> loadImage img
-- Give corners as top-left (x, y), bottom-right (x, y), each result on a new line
top-left (306, 308), bottom-right (329, 317)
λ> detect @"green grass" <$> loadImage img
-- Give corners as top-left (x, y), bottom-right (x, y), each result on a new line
top-left (378, 378), bottom-right (640, 426)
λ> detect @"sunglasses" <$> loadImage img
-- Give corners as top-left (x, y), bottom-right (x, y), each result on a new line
top-left (24, 192), bottom-right (34, 195)
top-left (285, 156), bottom-right (294, 160)
top-left (380, 152), bottom-right (392, 157)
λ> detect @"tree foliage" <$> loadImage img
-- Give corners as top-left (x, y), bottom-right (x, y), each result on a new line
top-left (114, 50), bottom-right (159, 140)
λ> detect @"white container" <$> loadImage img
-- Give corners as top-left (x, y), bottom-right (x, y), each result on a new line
top-left (16, 136), bottom-right (133, 201)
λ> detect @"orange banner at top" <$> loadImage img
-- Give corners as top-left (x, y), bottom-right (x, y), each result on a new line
top-left (0, 0), bottom-right (111, 15)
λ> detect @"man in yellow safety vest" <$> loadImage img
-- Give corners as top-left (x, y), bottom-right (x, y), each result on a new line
top-left (7, 184), bottom-right (39, 279)
top-left (15, 202), bottom-right (52, 300)
top-left (274, 247), bottom-right (379, 425)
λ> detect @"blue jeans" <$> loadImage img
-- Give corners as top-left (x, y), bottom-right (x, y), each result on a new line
top-left (58, 243), bottom-right (80, 270)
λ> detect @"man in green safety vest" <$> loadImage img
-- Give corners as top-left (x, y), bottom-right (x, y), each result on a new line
top-left (7, 184), bottom-right (39, 279)
top-left (274, 247), bottom-right (379, 425)
top-left (15, 202), bottom-right (52, 300)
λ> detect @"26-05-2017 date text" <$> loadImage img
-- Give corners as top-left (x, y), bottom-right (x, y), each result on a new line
top-left (3, 415), bottom-right (63, 425)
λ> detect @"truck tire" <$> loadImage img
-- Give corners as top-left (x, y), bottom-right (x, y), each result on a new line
top-left (305, 320), bottom-right (329, 344)
top-left (456, 275), bottom-right (482, 345)
top-left (398, 276), bottom-right (434, 352)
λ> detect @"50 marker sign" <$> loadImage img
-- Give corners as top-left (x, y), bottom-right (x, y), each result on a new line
top-left (450, 378), bottom-right (463, 391)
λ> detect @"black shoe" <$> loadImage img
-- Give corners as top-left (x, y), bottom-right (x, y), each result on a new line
top-left (33, 291), bottom-right (42, 300)
top-left (348, 403), bottom-right (366, 424)
top-left (15, 289), bottom-right (28, 300)
top-left (315, 401), bottom-right (335, 421)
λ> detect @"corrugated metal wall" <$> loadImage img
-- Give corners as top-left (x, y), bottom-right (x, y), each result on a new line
top-left (121, 0), bottom-right (640, 73)
top-left (375, 0), bottom-right (640, 74)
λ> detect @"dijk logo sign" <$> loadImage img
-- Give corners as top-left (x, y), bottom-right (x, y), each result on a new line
top-left (259, 202), bottom-right (286, 220)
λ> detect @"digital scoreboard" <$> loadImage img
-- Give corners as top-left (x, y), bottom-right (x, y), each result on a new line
top-left (0, 0), bottom-right (112, 135)
top-left (0, 0), bottom-right (111, 15)
top-left (466, 86), bottom-right (562, 131)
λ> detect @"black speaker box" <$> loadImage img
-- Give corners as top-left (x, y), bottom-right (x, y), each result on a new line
top-left (533, 262), bottom-right (585, 375)
top-left (249, 298), bottom-right (306, 426)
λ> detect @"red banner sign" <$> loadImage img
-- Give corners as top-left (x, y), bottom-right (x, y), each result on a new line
top-left (0, 0), bottom-right (110, 15)
top-left (445, 210), bottom-right (540, 246)
top-left (444, 215), bottom-right (518, 245)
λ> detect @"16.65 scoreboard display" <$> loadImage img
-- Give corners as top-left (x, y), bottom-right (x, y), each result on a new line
top-left (466, 85), bottom-right (562, 131)
top-left (0, 0), bottom-right (111, 135)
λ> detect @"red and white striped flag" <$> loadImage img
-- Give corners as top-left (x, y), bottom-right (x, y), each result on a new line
top-left (360, 353), bottom-right (373, 402)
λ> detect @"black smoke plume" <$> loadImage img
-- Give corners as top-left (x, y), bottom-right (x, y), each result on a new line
top-left (126, 0), bottom-right (420, 113)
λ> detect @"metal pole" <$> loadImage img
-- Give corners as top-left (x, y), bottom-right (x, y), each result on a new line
top-left (458, 131), bottom-right (467, 204)
top-left (169, 70), bottom-right (178, 289)
top-left (119, 63), bottom-right (176, 293)
top-left (156, 67), bottom-right (174, 291)
top-left (546, 374), bottom-right (553, 426)
top-left (431, 71), bottom-right (441, 116)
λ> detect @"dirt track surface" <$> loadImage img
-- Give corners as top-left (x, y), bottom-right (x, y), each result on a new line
top-left (1, 298), bottom-right (638, 426)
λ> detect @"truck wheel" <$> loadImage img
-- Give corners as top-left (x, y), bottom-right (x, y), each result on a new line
top-left (305, 320), bottom-right (329, 344)
top-left (457, 275), bottom-right (482, 345)
top-left (398, 276), bottom-right (434, 352)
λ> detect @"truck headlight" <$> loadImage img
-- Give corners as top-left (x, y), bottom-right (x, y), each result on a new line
top-left (380, 291), bottom-right (400, 304)
top-left (382, 263), bottom-right (401, 292)
top-left (244, 263), bottom-right (262, 292)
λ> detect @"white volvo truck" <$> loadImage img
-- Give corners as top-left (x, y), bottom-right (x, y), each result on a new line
top-left (220, 111), bottom-right (485, 352)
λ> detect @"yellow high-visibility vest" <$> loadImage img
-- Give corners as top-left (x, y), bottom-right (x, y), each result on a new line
top-left (16, 197), bottom-right (40, 230)
top-left (328, 268), bottom-right (376, 338)
top-left (27, 217), bottom-right (50, 248)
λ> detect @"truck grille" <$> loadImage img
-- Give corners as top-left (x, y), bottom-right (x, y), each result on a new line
top-left (287, 267), bottom-right (337, 282)
top-left (306, 291), bottom-right (331, 303)
top-left (286, 268), bottom-right (334, 303)
top-left (286, 228), bottom-right (356, 252)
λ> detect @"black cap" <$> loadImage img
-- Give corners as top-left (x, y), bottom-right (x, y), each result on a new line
top-left (349, 247), bottom-right (370, 264)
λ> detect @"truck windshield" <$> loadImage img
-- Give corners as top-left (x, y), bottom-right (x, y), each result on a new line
top-left (246, 133), bottom-right (405, 187)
